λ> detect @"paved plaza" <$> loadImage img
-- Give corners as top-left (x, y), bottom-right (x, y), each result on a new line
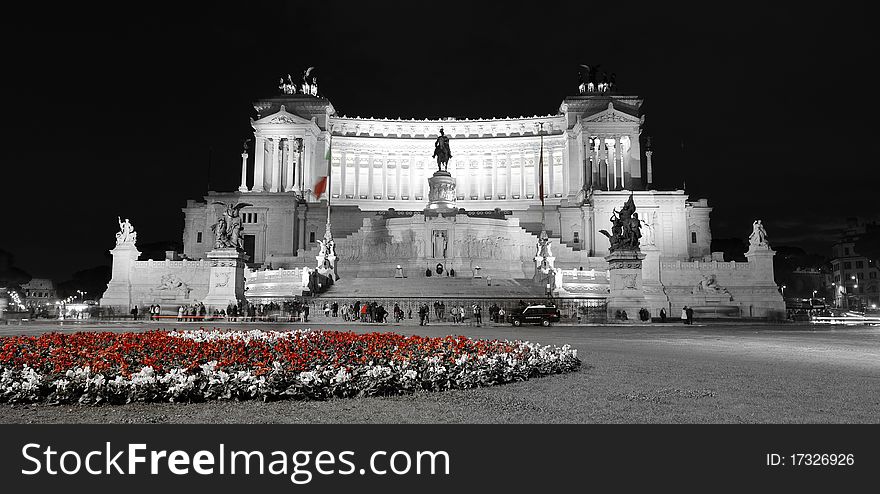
top-left (1, 321), bottom-right (877, 424)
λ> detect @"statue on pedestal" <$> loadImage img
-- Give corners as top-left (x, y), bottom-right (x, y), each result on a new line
top-left (432, 127), bottom-right (452, 172)
top-left (212, 216), bottom-right (228, 249)
top-left (302, 67), bottom-right (316, 96)
top-left (279, 74), bottom-right (297, 94)
top-left (748, 219), bottom-right (769, 248)
top-left (579, 64), bottom-right (600, 92)
top-left (316, 226), bottom-right (339, 281)
top-left (115, 216), bottom-right (137, 245)
top-left (536, 231), bottom-right (552, 258)
top-left (211, 201), bottom-right (253, 251)
top-left (599, 194), bottom-right (642, 252)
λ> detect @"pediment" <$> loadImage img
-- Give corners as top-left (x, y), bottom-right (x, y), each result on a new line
top-left (252, 105), bottom-right (314, 126)
top-left (583, 105), bottom-right (640, 124)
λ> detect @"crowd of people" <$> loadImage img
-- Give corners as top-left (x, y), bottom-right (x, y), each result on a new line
top-left (131, 300), bottom-right (314, 322)
top-left (124, 300), bottom-right (713, 326)
top-left (320, 300), bottom-right (518, 327)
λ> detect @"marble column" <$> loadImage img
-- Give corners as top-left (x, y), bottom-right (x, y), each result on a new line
top-left (601, 138), bottom-right (610, 190)
top-left (285, 137), bottom-right (296, 192)
top-left (238, 152), bottom-right (249, 192)
top-left (491, 157), bottom-right (497, 199)
top-left (367, 154), bottom-right (374, 198)
top-left (253, 136), bottom-right (266, 192)
top-left (584, 137), bottom-right (592, 190)
top-left (354, 155), bottom-right (361, 198)
top-left (270, 139), bottom-right (281, 192)
top-left (381, 157), bottom-right (388, 198)
top-left (297, 209), bottom-right (307, 253)
top-left (505, 156), bottom-right (511, 198)
top-left (395, 159), bottom-right (402, 198)
top-left (340, 151), bottom-right (347, 198)
top-left (301, 139), bottom-right (312, 194)
top-left (615, 137), bottom-right (623, 189)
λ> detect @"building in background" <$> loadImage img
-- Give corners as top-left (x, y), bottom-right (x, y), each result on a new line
top-left (830, 218), bottom-right (880, 310)
top-left (21, 278), bottom-right (58, 307)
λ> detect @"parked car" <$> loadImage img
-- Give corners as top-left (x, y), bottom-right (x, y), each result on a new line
top-left (508, 304), bottom-right (561, 327)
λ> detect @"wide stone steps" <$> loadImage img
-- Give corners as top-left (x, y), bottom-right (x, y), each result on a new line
top-left (312, 276), bottom-right (545, 299)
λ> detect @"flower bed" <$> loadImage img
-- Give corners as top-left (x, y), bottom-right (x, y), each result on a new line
top-left (0, 329), bottom-right (580, 404)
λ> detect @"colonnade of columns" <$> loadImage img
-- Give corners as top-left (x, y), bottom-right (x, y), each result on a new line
top-left (244, 135), bottom-right (310, 193)
top-left (584, 134), bottom-right (640, 191)
top-left (328, 146), bottom-right (566, 202)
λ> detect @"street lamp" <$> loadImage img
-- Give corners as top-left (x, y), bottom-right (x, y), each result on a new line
top-left (850, 275), bottom-right (859, 310)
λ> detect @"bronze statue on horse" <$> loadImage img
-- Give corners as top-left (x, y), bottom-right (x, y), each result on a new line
top-left (432, 127), bottom-right (452, 172)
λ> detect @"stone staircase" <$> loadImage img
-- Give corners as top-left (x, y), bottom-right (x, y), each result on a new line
top-left (312, 276), bottom-right (545, 300)
top-left (275, 215), bottom-right (594, 283)
top-left (520, 222), bottom-right (582, 251)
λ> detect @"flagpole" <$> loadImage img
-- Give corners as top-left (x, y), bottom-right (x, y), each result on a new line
top-left (539, 122), bottom-right (545, 233)
top-left (326, 132), bottom-right (332, 228)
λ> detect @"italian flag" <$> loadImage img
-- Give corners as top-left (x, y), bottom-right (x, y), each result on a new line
top-left (313, 176), bottom-right (328, 199)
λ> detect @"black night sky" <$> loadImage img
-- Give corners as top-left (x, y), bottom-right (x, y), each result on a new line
top-left (2, 2), bottom-right (876, 282)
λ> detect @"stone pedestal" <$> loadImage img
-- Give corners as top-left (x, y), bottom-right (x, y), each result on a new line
top-left (640, 245), bottom-right (669, 316)
top-left (101, 243), bottom-right (142, 309)
top-left (605, 249), bottom-right (647, 320)
top-left (743, 245), bottom-right (785, 318)
top-left (316, 252), bottom-right (339, 281)
top-left (201, 249), bottom-right (247, 310)
top-left (534, 255), bottom-right (556, 276)
top-left (426, 170), bottom-right (457, 212)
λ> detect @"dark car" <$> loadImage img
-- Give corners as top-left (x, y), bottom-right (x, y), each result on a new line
top-left (508, 304), bottom-right (561, 327)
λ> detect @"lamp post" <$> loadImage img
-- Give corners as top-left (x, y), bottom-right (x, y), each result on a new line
top-left (851, 275), bottom-right (859, 311)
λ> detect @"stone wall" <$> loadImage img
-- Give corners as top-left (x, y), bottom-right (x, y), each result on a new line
top-left (103, 253), bottom-right (212, 312)
top-left (554, 251), bottom-right (785, 318)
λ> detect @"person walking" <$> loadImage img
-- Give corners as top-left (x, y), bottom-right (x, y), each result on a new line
top-left (686, 306), bottom-right (694, 325)
top-left (419, 305), bottom-right (425, 326)
top-left (177, 306), bottom-right (184, 322)
top-left (680, 306), bottom-right (688, 324)
top-left (474, 304), bottom-right (482, 326)
top-left (660, 308), bottom-right (667, 323)
top-left (131, 305), bottom-right (138, 321)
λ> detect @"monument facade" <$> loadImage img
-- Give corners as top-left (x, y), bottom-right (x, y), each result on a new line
top-left (101, 77), bottom-right (783, 318)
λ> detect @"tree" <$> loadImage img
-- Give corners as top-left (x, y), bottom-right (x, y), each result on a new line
top-left (56, 266), bottom-right (112, 300)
